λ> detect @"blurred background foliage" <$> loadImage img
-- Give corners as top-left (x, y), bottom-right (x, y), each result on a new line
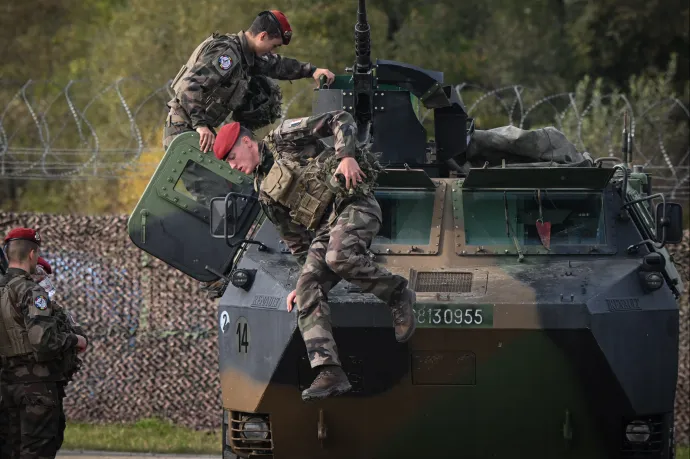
top-left (0, 0), bottom-right (687, 214)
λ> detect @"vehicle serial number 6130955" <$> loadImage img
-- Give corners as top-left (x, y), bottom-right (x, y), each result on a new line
top-left (413, 305), bottom-right (489, 327)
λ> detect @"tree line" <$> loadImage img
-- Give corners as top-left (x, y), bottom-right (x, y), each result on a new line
top-left (0, 0), bottom-right (687, 214)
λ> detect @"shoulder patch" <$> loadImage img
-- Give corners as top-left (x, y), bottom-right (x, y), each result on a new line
top-left (280, 117), bottom-right (309, 134)
top-left (218, 54), bottom-right (233, 70)
top-left (34, 295), bottom-right (48, 310)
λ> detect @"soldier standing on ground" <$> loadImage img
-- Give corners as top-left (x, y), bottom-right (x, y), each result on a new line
top-left (211, 112), bottom-right (418, 402)
top-left (30, 257), bottom-right (89, 454)
top-left (163, 9), bottom-right (336, 152)
top-left (0, 228), bottom-right (87, 459)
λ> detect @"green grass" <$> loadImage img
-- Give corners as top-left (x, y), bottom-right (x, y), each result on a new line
top-left (63, 417), bottom-right (222, 455)
top-left (62, 418), bottom-right (690, 457)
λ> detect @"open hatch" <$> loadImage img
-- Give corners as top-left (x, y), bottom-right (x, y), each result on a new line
top-left (126, 132), bottom-right (261, 282)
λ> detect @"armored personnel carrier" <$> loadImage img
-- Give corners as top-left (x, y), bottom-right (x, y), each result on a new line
top-left (127, 1), bottom-right (685, 457)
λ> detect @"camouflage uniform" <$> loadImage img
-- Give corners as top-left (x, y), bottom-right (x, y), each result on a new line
top-left (0, 268), bottom-right (80, 459)
top-left (164, 31), bottom-right (318, 212)
top-left (254, 111), bottom-right (417, 399)
top-left (164, 31), bottom-right (317, 150)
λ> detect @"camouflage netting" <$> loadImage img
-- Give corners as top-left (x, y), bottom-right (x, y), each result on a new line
top-left (0, 212), bottom-right (221, 429)
top-left (0, 212), bottom-right (688, 443)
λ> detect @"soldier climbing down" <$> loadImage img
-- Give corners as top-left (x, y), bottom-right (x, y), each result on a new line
top-left (212, 111), bottom-right (417, 402)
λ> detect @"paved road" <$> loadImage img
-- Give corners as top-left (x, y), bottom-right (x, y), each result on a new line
top-left (58, 452), bottom-right (219, 459)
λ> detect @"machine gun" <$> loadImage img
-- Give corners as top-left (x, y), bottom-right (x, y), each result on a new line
top-left (313, 0), bottom-right (475, 177)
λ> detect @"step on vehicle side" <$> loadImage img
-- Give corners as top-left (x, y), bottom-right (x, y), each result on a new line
top-left (127, 1), bottom-right (685, 457)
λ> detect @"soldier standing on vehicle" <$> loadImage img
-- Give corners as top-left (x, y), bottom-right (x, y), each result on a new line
top-left (0, 228), bottom-right (87, 459)
top-left (212, 112), bottom-right (418, 402)
top-left (163, 9), bottom-right (336, 152)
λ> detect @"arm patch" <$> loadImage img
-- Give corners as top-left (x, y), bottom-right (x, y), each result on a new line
top-left (212, 47), bottom-right (240, 76)
top-left (279, 117), bottom-right (309, 134)
top-left (28, 286), bottom-right (52, 317)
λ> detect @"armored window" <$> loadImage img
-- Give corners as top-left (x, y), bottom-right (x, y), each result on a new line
top-left (461, 190), bottom-right (608, 251)
top-left (174, 159), bottom-right (255, 220)
top-left (373, 189), bottom-right (436, 246)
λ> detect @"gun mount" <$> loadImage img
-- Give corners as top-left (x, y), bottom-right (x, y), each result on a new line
top-left (313, 0), bottom-right (473, 176)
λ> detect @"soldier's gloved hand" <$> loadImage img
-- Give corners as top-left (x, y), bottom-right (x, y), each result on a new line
top-left (334, 157), bottom-right (365, 190)
top-left (196, 126), bottom-right (215, 152)
top-left (286, 289), bottom-right (297, 312)
top-left (312, 68), bottom-right (335, 87)
top-left (75, 335), bottom-right (88, 354)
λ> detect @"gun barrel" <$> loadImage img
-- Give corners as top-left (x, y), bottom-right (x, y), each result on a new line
top-left (355, 0), bottom-right (371, 71)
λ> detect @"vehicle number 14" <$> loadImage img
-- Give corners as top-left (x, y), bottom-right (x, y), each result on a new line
top-left (413, 306), bottom-right (486, 327)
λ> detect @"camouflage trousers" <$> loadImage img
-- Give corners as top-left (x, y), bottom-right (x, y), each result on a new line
top-left (0, 381), bottom-right (66, 459)
top-left (295, 195), bottom-right (408, 368)
top-left (163, 108), bottom-right (194, 151)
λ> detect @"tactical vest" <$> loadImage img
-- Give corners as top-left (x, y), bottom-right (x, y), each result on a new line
top-left (0, 276), bottom-right (35, 359)
top-left (170, 33), bottom-right (250, 127)
top-left (260, 156), bottom-right (337, 231)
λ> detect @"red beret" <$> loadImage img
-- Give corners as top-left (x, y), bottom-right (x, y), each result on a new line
top-left (213, 122), bottom-right (241, 160)
top-left (37, 257), bottom-right (52, 274)
top-left (3, 227), bottom-right (41, 246)
top-left (266, 10), bottom-right (292, 45)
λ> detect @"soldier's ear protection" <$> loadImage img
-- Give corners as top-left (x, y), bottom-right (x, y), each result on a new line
top-left (257, 11), bottom-right (292, 45)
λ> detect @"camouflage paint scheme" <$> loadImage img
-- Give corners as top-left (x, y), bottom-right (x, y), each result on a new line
top-left (128, 129), bottom-right (681, 458)
top-left (211, 171), bottom-right (680, 459)
top-left (127, 2), bottom-right (682, 458)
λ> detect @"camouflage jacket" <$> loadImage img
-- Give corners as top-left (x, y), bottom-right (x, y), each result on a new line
top-left (52, 300), bottom-right (87, 382)
top-left (168, 31), bottom-right (316, 130)
top-left (255, 110), bottom-right (381, 266)
top-left (0, 268), bottom-right (78, 383)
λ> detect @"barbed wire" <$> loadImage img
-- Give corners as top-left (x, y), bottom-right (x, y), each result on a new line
top-left (0, 78), bottom-right (687, 199)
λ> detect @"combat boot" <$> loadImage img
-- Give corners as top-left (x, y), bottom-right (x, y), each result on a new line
top-left (301, 365), bottom-right (352, 402)
top-left (389, 287), bottom-right (417, 342)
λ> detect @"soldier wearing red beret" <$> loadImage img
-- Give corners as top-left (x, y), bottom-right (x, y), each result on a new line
top-left (0, 227), bottom-right (87, 459)
top-left (214, 113), bottom-right (417, 402)
top-left (163, 9), bottom-right (336, 153)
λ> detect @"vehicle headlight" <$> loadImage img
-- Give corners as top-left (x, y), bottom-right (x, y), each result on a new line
top-left (241, 416), bottom-right (269, 441)
top-left (642, 272), bottom-right (663, 291)
top-left (231, 269), bottom-right (255, 291)
top-left (625, 420), bottom-right (651, 443)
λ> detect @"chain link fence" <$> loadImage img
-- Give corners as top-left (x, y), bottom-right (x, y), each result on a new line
top-left (0, 212), bottom-right (688, 446)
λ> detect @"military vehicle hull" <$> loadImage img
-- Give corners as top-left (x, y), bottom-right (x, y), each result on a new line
top-left (126, 3), bottom-right (683, 458)
top-left (216, 179), bottom-right (679, 459)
